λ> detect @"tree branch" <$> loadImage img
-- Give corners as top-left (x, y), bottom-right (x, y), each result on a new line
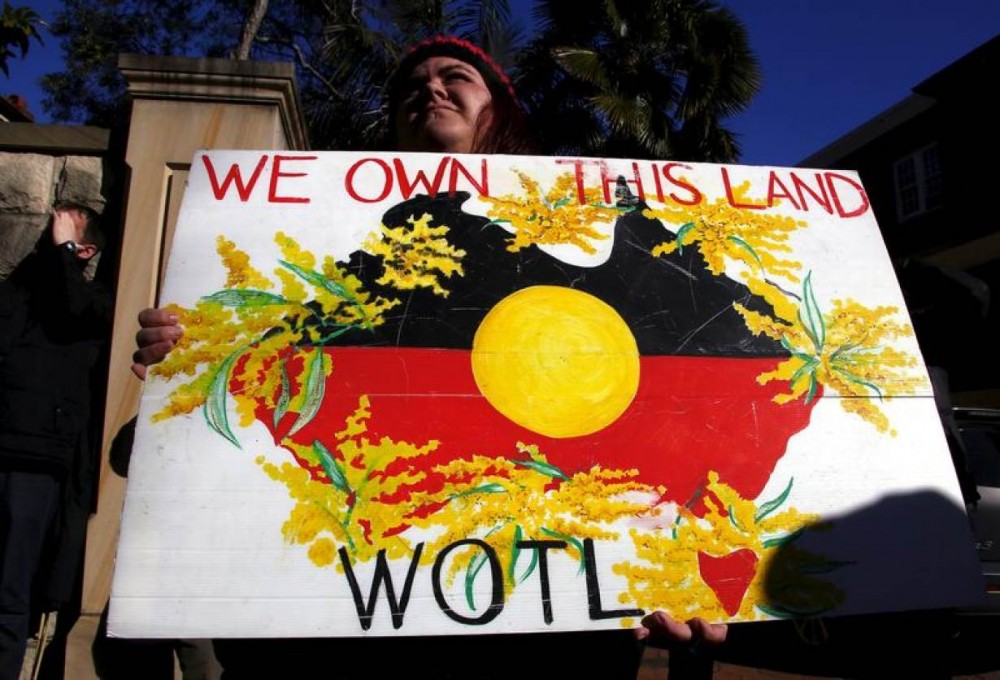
top-left (234, 0), bottom-right (269, 60)
top-left (256, 34), bottom-right (343, 100)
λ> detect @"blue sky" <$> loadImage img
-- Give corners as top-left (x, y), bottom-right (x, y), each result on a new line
top-left (5, 1), bottom-right (998, 166)
top-left (720, 0), bottom-right (998, 165)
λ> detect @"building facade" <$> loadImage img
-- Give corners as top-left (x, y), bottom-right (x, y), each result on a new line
top-left (801, 36), bottom-right (999, 397)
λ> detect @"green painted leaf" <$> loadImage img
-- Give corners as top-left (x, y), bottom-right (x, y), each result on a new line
top-left (552, 197), bottom-right (572, 208)
top-left (201, 289), bottom-right (287, 307)
top-left (464, 550), bottom-right (489, 611)
top-left (674, 222), bottom-right (696, 254)
top-left (287, 349), bottom-right (327, 436)
top-left (273, 359), bottom-right (291, 429)
top-left (833, 366), bottom-right (884, 400)
top-left (464, 524), bottom-right (506, 610)
top-left (781, 344), bottom-right (808, 364)
top-left (540, 527), bottom-right (585, 575)
top-left (754, 603), bottom-right (793, 619)
top-left (727, 235), bottom-right (763, 268)
top-left (762, 528), bottom-right (805, 549)
top-left (798, 272), bottom-right (826, 352)
top-left (279, 259), bottom-right (372, 329)
top-left (314, 325), bottom-right (354, 345)
top-left (728, 505), bottom-right (743, 531)
top-left (779, 336), bottom-right (816, 363)
top-left (841, 346), bottom-right (880, 358)
top-left (804, 372), bottom-right (819, 404)
top-left (203, 350), bottom-right (243, 448)
top-left (514, 459), bottom-right (569, 481)
top-left (518, 542), bottom-right (539, 585)
top-left (312, 440), bottom-right (349, 492)
top-left (789, 358), bottom-right (818, 389)
top-left (449, 483), bottom-right (508, 500)
top-left (279, 260), bottom-right (353, 301)
top-left (829, 342), bottom-right (859, 361)
top-left (508, 525), bottom-right (524, 585)
top-left (798, 317), bottom-right (820, 352)
top-left (756, 478), bottom-right (794, 522)
top-left (754, 602), bottom-right (831, 619)
top-left (788, 356), bottom-right (819, 398)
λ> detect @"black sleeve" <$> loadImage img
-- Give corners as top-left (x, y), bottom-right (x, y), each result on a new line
top-left (0, 277), bottom-right (29, 360)
top-left (35, 243), bottom-right (114, 338)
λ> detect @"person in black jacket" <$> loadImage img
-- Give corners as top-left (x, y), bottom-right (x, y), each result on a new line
top-left (0, 204), bottom-right (112, 680)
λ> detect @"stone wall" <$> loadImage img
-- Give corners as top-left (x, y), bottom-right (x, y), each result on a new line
top-left (0, 124), bottom-right (112, 279)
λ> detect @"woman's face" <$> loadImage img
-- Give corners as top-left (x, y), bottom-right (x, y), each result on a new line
top-left (395, 56), bottom-right (493, 153)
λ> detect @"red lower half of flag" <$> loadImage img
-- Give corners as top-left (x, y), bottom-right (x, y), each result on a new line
top-left (253, 347), bottom-right (816, 507)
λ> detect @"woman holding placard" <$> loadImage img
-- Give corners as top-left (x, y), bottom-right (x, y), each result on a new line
top-left (130, 36), bottom-right (723, 679)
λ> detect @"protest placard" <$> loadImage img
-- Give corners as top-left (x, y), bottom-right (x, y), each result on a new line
top-left (109, 151), bottom-right (982, 638)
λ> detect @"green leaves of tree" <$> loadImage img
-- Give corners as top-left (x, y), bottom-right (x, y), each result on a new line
top-left (0, 1), bottom-right (43, 77)
top-left (519, 0), bottom-right (760, 160)
top-left (40, 0), bottom-right (229, 124)
top-left (42, 0), bottom-right (758, 162)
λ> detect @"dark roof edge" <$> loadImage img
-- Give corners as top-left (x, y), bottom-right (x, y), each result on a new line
top-left (798, 94), bottom-right (934, 168)
top-left (0, 123), bottom-right (110, 154)
top-left (798, 34), bottom-right (998, 168)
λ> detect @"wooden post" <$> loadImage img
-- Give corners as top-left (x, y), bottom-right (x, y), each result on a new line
top-left (84, 53), bottom-right (308, 615)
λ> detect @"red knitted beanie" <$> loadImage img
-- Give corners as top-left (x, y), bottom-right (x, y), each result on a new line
top-left (387, 36), bottom-right (521, 116)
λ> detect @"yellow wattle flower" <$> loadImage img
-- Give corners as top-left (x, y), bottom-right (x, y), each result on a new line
top-left (614, 471), bottom-right (843, 621)
top-left (482, 171), bottom-right (616, 254)
top-left (645, 180), bottom-right (804, 282)
top-left (407, 447), bottom-right (656, 596)
top-left (364, 213), bottom-right (466, 297)
top-left (735, 277), bottom-right (925, 433)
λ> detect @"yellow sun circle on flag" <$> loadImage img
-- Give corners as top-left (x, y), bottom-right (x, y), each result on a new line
top-left (471, 286), bottom-right (640, 439)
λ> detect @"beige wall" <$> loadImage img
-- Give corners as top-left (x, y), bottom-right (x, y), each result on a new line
top-left (88, 55), bottom-right (308, 615)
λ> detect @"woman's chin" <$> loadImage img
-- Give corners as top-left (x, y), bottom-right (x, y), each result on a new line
top-left (406, 128), bottom-right (474, 154)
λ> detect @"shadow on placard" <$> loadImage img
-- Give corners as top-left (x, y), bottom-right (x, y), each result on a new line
top-left (717, 489), bottom-right (998, 678)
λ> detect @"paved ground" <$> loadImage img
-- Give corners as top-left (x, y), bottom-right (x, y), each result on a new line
top-left (23, 615), bottom-right (1000, 679)
top-left (639, 647), bottom-right (1000, 679)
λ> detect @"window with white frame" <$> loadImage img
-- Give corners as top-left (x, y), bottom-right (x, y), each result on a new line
top-left (894, 143), bottom-right (943, 220)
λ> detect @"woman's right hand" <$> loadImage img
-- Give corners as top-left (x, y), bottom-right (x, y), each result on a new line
top-left (131, 307), bottom-right (183, 380)
top-left (634, 611), bottom-right (728, 650)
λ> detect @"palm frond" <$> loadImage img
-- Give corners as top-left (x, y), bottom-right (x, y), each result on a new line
top-left (552, 47), bottom-right (609, 89)
top-left (452, 0), bottom-right (512, 58)
top-left (521, 0), bottom-right (759, 161)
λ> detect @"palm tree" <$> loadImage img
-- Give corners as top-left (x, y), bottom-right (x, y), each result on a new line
top-left (517, 0), bottom-right (760, 161)
top-left (1, 1), bottom-right (43, 77)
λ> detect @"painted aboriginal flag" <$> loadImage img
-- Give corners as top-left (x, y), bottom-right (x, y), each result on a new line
top-left (110, 152), bottom-right (983, 639)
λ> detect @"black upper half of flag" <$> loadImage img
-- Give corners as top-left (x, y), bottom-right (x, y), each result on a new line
top-left (330, 192), bottom-right (784, 357)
